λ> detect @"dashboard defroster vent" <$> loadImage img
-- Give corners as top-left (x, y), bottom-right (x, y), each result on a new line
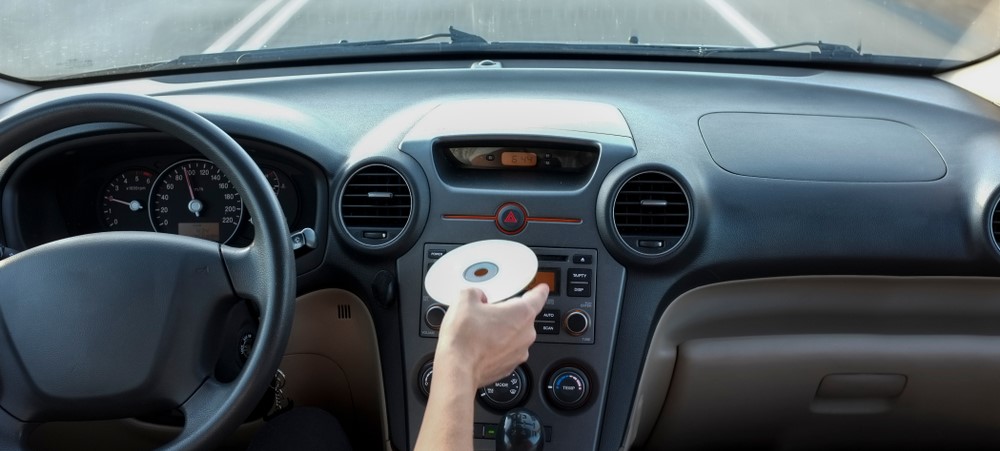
top-left (613, 171), bottom-right (690, 255)
top-left (340, 164), bottom-right (412, 245)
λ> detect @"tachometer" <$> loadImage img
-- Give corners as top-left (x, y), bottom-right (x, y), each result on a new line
top-left (149, 159), bottom-right (243, 243)
top-left (100, 169), bottom-right (154, 231)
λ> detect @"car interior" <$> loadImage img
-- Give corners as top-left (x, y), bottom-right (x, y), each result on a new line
top-left (1, 2), bottom-right (1000, 450)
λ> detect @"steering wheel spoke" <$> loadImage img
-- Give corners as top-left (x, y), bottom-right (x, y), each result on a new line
top-left (221, 243), bottom-right (270, 309)
top-left (173, 379), bottom-right (234, 447)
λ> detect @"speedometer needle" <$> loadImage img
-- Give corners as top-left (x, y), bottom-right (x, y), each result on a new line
top-left (183, 168), bottom-right (203, 218)
top-left (106, 196), bottom-right (143, 212)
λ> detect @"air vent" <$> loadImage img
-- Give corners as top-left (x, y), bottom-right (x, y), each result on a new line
top-left (341, 164), bottom-right (412, 245)
top-left (613, 171), bottom-right (690, 254)
top-left (992, 199), bottom-right (1000, 252)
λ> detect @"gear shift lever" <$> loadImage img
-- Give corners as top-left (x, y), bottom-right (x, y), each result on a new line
top-left (496, 408), bottom-right (544, 451)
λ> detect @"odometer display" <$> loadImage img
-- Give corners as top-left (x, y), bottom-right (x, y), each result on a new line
top-left (150, 159), bottom-right (243, 244)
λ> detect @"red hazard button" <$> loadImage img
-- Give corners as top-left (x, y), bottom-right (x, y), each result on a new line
top-left (495, 203), bottom-right (527, 234)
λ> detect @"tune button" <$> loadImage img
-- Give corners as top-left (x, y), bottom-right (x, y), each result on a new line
top-left (425, 304), bottom-right (447, 330)
top-left (564, 309), bottom-right (591, 336)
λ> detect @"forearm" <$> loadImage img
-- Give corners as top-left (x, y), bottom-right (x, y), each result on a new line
top-left (414, 356), bottom-right (477, 451)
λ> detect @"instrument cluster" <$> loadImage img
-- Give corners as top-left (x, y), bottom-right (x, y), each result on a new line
top-left (6, 133), bottom-right (318, 249)
top-left (100, 158), bottom-right (298, 244)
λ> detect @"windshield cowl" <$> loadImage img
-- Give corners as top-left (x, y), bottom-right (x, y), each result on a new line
top-left (1, 0), bottom-right (997, 81)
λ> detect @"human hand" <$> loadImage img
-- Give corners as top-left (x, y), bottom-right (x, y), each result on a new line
top-left (435, 283), bottom-right (550, 388)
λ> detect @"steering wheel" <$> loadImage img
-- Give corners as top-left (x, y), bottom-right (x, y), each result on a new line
top-left (0, 94), bottom-right (295, 450)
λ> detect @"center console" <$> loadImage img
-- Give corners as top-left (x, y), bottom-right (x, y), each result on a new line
top-left (393, 98), bottom-right (635, 450)
top-left (399, 241), bottom-right (625, 450)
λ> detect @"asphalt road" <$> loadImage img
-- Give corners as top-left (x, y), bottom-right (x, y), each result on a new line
top-left (0, 0), bottom-right (997, 80)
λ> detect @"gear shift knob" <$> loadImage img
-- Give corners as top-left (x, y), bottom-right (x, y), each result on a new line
top-left (496, 408), bottom-right (544, 451)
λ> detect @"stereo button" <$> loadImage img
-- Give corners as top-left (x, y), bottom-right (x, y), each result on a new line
top-left (568, 283), bottom-right (591, 297)
top-left (567, 268), bottom-right (592, 282)
top-left (535, 322), bottom-right (559, 335)
top-left (538, 309), bottom-right (559, 321)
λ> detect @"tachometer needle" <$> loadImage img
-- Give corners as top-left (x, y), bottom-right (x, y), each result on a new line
top-left (183, 168), bottom-right (202, 217)
top-left (106, 196), bottom-right (143, 212)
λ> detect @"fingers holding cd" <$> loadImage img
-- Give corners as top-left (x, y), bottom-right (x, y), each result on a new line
top-left (437, 283), bottom-right (549, 387)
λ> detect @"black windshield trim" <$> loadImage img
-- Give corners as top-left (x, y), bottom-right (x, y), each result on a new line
top-left (28, 44), bottom-right (977, 88)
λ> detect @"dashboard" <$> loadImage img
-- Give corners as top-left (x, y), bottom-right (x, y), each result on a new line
top-left (2, 58), bottom-right (1000, 451)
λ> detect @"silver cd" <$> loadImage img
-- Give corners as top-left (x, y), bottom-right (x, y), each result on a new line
top-left (424, 240), bottom-right (539, 305)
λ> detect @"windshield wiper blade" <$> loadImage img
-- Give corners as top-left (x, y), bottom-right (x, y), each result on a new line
top-left (702, 41), bottom-right (862, 57)
top-left (335, 26), bottom-right (487, 47)
top-left (112, 26), bottom-right (489, 79)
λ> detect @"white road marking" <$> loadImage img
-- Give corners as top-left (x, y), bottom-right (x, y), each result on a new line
top-left (702, 0), bottom-right (776, 47)
top-left (237, 0), bottom-right (311, 51)
top-left (203, 0), bottom-right (286, 54)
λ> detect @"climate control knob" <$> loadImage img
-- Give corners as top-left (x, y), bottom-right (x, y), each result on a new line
top-left (478, 366), bottom-right (528, 410)
top-left (564, 309), bottom-right (590, 336)
top-left (547, 367), bottom-right (589, 410)
top-left (418, 361), bottom-right (434, 398)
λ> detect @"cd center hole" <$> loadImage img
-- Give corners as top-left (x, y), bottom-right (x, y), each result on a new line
top-left (474, 268), bottom-right (490, 277)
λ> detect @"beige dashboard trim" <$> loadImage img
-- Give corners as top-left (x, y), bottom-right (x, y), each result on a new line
top-left (939, 53), bottom-right (1000, 107)
top-left (283, 288), bottom-right (392, 451)
top-left (938, 0), bottom-right (1000, 109)
top-left (622, 276), bottom-right (1000, 450)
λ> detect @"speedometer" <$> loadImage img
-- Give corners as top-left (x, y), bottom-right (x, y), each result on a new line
top-left (149, 159), bottom-right (243, 243)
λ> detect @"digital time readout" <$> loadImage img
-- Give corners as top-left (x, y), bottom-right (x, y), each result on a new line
top-left (530, 269), bottom-right (559, 295)
top-left (501, 151), bottom-right (538, 167)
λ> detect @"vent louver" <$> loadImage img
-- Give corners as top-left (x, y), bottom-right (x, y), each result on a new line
top-left (613, 171), bottom-right (690, 254)
top-left (340, 164), bottom-right (412, 245)
top-left (992, 200), bottom-right (1000, 251)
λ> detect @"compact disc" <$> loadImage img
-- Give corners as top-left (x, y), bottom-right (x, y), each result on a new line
top-left (424, 240), bottom-right (539, 305)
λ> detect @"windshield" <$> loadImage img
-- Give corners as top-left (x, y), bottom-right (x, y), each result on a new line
top-left (1, 0), bottom-right (998, 80)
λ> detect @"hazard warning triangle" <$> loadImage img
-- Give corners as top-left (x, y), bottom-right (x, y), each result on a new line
top-left (503, 211), bottom-right (519, 224)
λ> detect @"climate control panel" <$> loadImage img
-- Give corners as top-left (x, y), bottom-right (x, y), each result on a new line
top-left (419, 244), bottom-right (597, 344)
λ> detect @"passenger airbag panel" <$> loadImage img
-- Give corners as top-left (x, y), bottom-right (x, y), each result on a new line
top-left (699, 113), bottom-right (946, 182)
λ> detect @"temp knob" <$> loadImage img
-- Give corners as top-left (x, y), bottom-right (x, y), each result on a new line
top-left (564, 310), bottom-right (590, 336)
top-left (547, 368), bottom-right (589, 410)
top-left (478, 366), bottom-right (528, 410)
top-left (418, 361), bottom-right (434, 398)
top-left (425, 304), bottom-right (447, 330)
